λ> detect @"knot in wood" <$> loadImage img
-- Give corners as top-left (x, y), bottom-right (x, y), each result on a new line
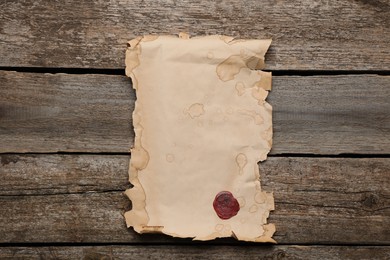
top-left (361, 193), bottom-right (379, 209)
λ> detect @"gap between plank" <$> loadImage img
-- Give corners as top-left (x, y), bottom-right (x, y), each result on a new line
top-left (0, 190), bottom-right (124, 198)
top-left (0, 67), bottom-right (389, 76)
top-left (0, 152), bottom-right (389, 158)
top-left (0, 242), bottom-right (389, 247)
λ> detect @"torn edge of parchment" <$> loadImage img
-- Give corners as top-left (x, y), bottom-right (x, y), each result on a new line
top-left (124, 33), bottom-right (275, 242)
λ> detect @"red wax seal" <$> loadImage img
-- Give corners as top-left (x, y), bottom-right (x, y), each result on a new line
top-left (213, 191), bottom-right (240, 220)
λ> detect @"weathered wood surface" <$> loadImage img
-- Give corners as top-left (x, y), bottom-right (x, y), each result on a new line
top-left (0, 246), bottom-right (389, 260)
top-left (0, 0), bottom-right (389, 70)
top-left (0, 0), bottom-right (389, 255)
top-left (0, 154), bottom-right (128, 196)
top-left (0, 154), bottom-right (389, 244)
top-left (1, 71), bottom-right (389, 154)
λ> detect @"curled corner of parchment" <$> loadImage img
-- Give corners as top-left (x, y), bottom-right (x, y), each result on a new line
top-left (124, 33), bottom-right (275, 243)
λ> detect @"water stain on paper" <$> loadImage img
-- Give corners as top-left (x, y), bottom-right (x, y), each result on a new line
top-left (185, 103), bottom-right (205, 118)
top-left (255, 192), bottom-right (266, 204)
top-left (166, 154), bottom-right (175, 163)
top-left (252, 86), bottom-right (268, 104)
top-left (249, 204), bottom-right (258, 213)
top-left (215, 224), bottom-right (224, 232)
top-left (235, 82), bottom-right (246, 96)
top-left (130, 114), bottom-right (150, 171)
top-left (238, 109), bottom-right (264, 125)
top-left (216, 55), bottom-right (245, 82)
top-left (216, 49), bottom-right (265, 82)
top-left (236, 153), bottom-right (248, 175)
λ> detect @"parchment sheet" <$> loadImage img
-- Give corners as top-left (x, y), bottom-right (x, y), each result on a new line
top-left (124, 33), bottom-right (275, 242)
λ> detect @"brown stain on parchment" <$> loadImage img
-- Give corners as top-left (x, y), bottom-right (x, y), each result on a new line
top-left (235, 82), bottom-right (246, 96)
top-left (261, 126), bottom-right (273, 146)
top-left (166, 154), bottom-right (175, 163)
top-left (141, 225), bottom-right (164, 233)
top-left (130, 114), bottom-right (150, 171)
top-left (216, 55), bottom-right (246, 82)
top-left (255, 192), bottom-right (266, 204)
top-left (131, 145), bottom-right (149, 170)
top-left (236, 153), bottom-right (247, 175)
top-left (245, 55), bottom-right (265, 70)
top-left (255, 71), bottom-right (272, 91)
top-left (249, 204), bottom-right (258, 213)
top-left (215, 224), bottom-right (224, 232)
top-left (238, 110), bottom-right (264, 125)
top-left (216, 50), bottom-right (266, 82)
top-left (125, 36), bottom-right (151, 233)
top-left (185, 103), bottom-right (205, 118)
top-left (126, 108), bottom-right (150, 231)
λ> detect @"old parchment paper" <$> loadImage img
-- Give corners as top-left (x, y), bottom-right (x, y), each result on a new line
top-left (125, 33), bottom-right (275, 242)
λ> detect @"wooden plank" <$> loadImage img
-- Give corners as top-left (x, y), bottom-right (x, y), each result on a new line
top-left (1, 71), bottom-right (389, 154)
top-left (0, 0), bottom-right (389, 70)
top-left (0, 154), bottom-right (129, 196)
top-left (0, 155), bottom-right (389, 244)
top-left (270, 75), bottom-right (390, 154)
top-left (0, 246), bottom-right (389, 259)
top-left (1, 192), bottom-right (388, 244)
top-left (0, 72), bottom-right (134, 153)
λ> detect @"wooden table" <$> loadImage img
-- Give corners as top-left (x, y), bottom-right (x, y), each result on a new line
top-left (1, 1), bottom-right (389, 259)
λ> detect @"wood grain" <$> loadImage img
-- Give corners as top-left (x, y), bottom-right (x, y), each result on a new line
top-left (0, 0), bottom-right (389, 70)
top-left (1, 0), bottom-right (388, 252)
top-left (0, 245), bottom-right (389, 259)
top-left (0, 154), bottom-right (128, 196)
top-left (0, 72), bottom-right (134, 153)
top-left (1, 71), bottom-right (389, 154)
top-left (0, 154), bottom-right (389, 244)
